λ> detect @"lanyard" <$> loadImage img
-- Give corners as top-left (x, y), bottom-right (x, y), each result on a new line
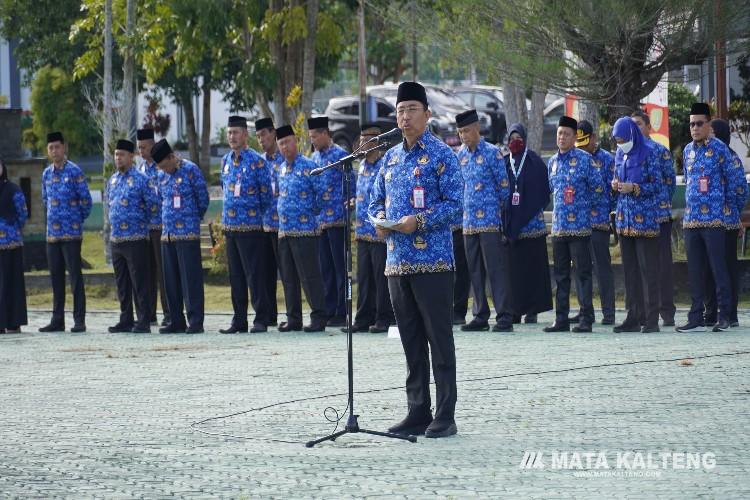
top-left (509, 149), bottom-right (528, 190)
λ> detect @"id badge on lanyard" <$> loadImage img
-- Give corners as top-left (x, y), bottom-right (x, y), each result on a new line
top-left (173, 194), bottom-right (182, 209)
top-left (563, 186), bottom-right (575, 205)
top-left (413, 187), bottom-right (425, 209)
top-left (512, 192), bottom-right (520, 206)
top-left (698, 176), bottom-right (709, 194)
top-left (234, 180), bottom-right (242, 197)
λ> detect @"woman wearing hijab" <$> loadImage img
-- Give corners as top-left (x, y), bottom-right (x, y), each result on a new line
top-left (0, 158), bottom-right (29, 333)
top-left (502, 123), bottom-right (553, 323)
top-left (610, 117), bottom-right (662, 333)
top-left (704, 119), bottom-right (749, 327)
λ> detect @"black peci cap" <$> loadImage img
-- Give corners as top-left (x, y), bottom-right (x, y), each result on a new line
top-left (115, 139), bottom-right (135, 153)
top-left (136, 128), bottom-right (155, 141)
top-left (396, 81), bottom-right (428, 107)
top-left (690, 102), bottom-right (711, 118)
top-left (47, 131), bottom-right (64, 144)
top-left (227, 115), bottom-right (247, 128)
top-left (151, 139), bottom-right (173, 163)
top-left (275, 125), bottom-right (295, 140)
top-left (558, 115), bottom-right (578, 131)
top-left (456, 109), bottom-right (479, 128)
top-left (255, 117), bottom-right (274, 131)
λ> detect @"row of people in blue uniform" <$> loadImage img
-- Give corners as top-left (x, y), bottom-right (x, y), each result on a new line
top-left (0, 103), bottom-right (747, 336)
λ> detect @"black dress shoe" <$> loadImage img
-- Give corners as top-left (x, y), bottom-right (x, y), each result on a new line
top-left (186, 326), bottom-right (204, 334)
top-left (601, 317), bottom-right (615, 325)
top-left (512, 315), bottom-right (522, 324)
top-left (368, 323), bottom-right (388, 333)
top-left (250, 325), bottom-right (267, 333)
top-left (303, 323), bottom-right (326, 332)
top-left (572, 323), bottom-right (592, 333)
top-left (452, 317), bottom-right (466, 326)
top-left (159, 325), bottom-right (186, 334)
top-left (39, 323), bottom-right (65, 333)
top-left (268, 320), bottom-right (278, 327)
top-left (712, 319), bottom-right (731, 332)
top-left (131, 325), bottom-right (151, 333)
top-left (70, 324), bottom-right (86, 333)
top-left (461, 320), bottom-right (489, 332)
top-left (662, 319), bottom-right (675, 327)
top-left (341, 324), bottom-right (369, 333)
top-left (676, 322), bottom-right (706, 333)
top-left (640, 326), bottom-right (660, 333)
top-left (425, 420), bottom-right (457, 439)
top-left (160, 319), bottom-right (170, 327)
top-left (326, 316), bottom-right (346, 327)
top-left (730, 321), bottom-right (740, 328)
top-left (492, 322), bottom-right (513, 332)
top-left (523, 314), bottom-right (538, 324)
top-left (219, 325), bottom-right (248, 334)
top-left (278, 322), bottom-right (302, 332)
top-left (387, 412), bottom-right (433, 435)
top-left (543, 322), bottom-right (569, 332)
top-left (613, 323), bottom-right (641, 333)
top-left (108, 323), bottom-right (133, 333)
top-left (569, 313), bottom-right (581, 324)
top-left (703, 316), bottom-right (717, 327)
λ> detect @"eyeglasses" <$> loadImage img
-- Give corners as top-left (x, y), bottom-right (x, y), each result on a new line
top-left (396, 106), bottom-right (423, 116)
top-left (689, 120), bottom-right (706, 128)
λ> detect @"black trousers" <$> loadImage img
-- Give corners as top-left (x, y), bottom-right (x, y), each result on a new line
top-left (47, 240), bottom-right (86, 326)
top-left (354, 240), bottom-right (394, 327)
top-left (573, 229), bottom-right (615, 321)
top-left (319, 226), bottom-right (346, 318)
top-left (111, 239), bottom-right (151, 327)
top-left (464, 232), bottom-right (512, 324)
top-left (225, 231), bottom-right (271, 329)
top-left (552, 236), bottom-right (593, 324)
top-left (0, 247), bottom-right (27, 329)
top-left (278, 236), bottom-right (328, 327)
top-left (388, 271), bottom-right (457, 423)
top-left (685, 228), bottom-right (730, 324)
top-left (658, 221), bottom-right (676, 323)
top-left (264, 231), bottom-right (279, 325)
top-left (704, 229), bottom-right (740, 323)
top-left (147, 229), bottom-right (170, 324)
top-left (452, 229), bottom-right (471, 321)
top-left (619, 236), bottom-right (660, 329)
top-left (161, 239), bottom-right (204, 329)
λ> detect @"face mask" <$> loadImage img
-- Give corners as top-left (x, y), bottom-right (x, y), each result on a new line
top-left (618, 140), bottom-right (633, 154)
top-left (508, 138), bottom-right (525, 155)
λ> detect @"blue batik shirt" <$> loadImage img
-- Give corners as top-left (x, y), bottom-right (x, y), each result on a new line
top-left (262, 149), bottom-right (284, 232)
top-left (458, 138), bottom-right (510, 234)
top-left (548, 148), bottom-right (602, 237)
top-left (647, 140), bottom-right (676, 223)
top-left (586, 147), bottom-right (616, 231)
top-left (683, 137), bottom-right (743, 229)
top-left (221, 148), bottom-right (273, 233)
top-left (41, 160), bottom-right (92, 242)
top-left (310, 143), bottom-right (354, 229)
top-left (0, 189), bottom-right (28, 249)
top-left (107, 166), bottom-right (160, 243)
top-left (724, 150), bottom-right (749, 230)
top-left (277, 154), bottom-right (326, 238)
top-left (368, 129), bottom-right (463, 276)
top-left (355, 157), bottom-right (384, 242)
top-left (614, 145), bottom-right (661, 237)
top-left (138, 159), bottom-right (162, 229)
top-left (158, 159), bottom-right (209, 241)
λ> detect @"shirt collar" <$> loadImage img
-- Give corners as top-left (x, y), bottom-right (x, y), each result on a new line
top-left (402, 129), bottom-right (430, 152)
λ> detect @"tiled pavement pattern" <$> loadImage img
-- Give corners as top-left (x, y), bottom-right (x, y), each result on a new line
top-left (1, 310), bottom-right (749, 498)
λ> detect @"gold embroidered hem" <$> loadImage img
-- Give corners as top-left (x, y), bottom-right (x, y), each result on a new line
top-left (591, 223), bottom-right (610, 231)
top-left (384, 261), bottom-right (454, 276)
top-left (161, 233), bottom-right (201, 241)
top-left (450, 224), bottom-right (463, 232)
top-left (655, 216), bottom-right (671, 224)
top-left (223, 224), bottom-right (264, 233)
top-left (725, 223), bottom-right (742, 230)
top-left (616, 228), bottom-right (659, 238)
top-left (550, 229), bottom-right (592, 237)
top-left (518, 229), bottom-right (548, 239)
top-left (279, 229), bottom-right (320, 238)
top-left (682, 220), bottom-right (725, 229)
top-left (355, 234), bottom-right (385, 243)
top-left (463, 226), bottom-right (500, 235)
top-left (320, 221), bottom-right (346, 230)
top-left (0, 241), bottom-right (23, 250)
top-left (47, 234), bottom-right (83, 243)
top-left (263, 226), bottom-right (279, 233)
top-left (110, 234), bottom-right (149, 243)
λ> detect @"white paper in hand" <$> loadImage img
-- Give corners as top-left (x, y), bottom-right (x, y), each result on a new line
top-left (369, 214), bottom-right (400, 229)
top-left (387, 325), bottom-right (400, 339)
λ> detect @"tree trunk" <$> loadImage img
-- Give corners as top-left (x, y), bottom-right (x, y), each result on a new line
top-left (103, 0), bottom-right (113, 264)
top-left (527, 86), bottom-right (546, 152)
top-left (301, 0), bottom-right (319, 118)
top-left (501, 79), bottom-right (525, 130)
top-left (269, 0), bottom-right (287, 124)
top-left (579, 100), bottom-right (599, 129)
top-left (182, 91), bottom-right (200, 166)
top-left (199, 78), bottom-right (212, 179)
top-left (120, 0), bottom-right (136, 139)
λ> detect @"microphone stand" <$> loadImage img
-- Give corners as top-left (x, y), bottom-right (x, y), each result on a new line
top-left (306, 141), bottom-right (417, 447)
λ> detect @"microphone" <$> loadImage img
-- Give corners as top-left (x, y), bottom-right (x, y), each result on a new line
top-left (372, 128), bottom-right (401, 144)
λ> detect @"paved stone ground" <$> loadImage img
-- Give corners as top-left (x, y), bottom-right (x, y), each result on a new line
top-left (1, 309), bottom-right (749, 499)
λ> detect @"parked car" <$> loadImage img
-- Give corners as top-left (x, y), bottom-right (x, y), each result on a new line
top-left (454, 85), bottom-right (508, 143)
top-left (368, 83), bottom-right (492, 147)
top-left (323, 95), bottom-right (399, 152)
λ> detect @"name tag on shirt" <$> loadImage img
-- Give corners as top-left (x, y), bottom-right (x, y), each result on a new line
top-left (698, 176), bottom-right (709, 194)
top-left (234, 181), bottom-right (242, 197)
top-left (413, 187), bottom-right (425, 209)
top-left (173, 195), bottom-right (182, 209)
top-left (512, 192), bottom-right (520, 206)
top-left (564, 186), bottom-right (575, 205)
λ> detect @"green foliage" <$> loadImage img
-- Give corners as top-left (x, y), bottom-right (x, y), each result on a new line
top-left (668, 83), bottom-right (695, 159)
top-left (729, 100), bottom-right (750, 157)
top-left (29, 66), bottom-right (100, 155)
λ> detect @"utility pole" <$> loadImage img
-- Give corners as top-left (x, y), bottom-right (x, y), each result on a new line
top-left (358, 0), bottom-right (367, 126)
top-left (714, 0), bottom-right (727, 119)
